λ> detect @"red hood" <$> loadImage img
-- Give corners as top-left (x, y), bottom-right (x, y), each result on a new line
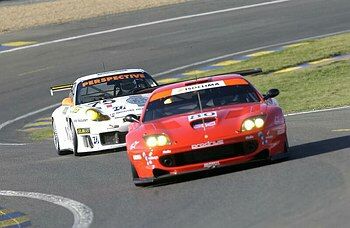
top-left (141, 103), bottom-right (267, 143)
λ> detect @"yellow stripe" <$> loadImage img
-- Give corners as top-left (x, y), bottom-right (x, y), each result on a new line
top-left (274, 66), bottom-right (302, 74)
top-left (24, 121), bottom-right (51, 128)
top-left (2, 41), bottom-right (36, 47)
top-left (309, 58), bottom-right (332, 65)
top-left (247, 50), bottom-right (275, 57)
top-left (36, 117), bottom-right (52, 121)
top-left (0, 216), bottom-right (30, 227)
top-left (285, 42), bottom-right (308, 48)
top-left (332, 129), bottom-right (350, 132)
top-left (183, 70), bottom-right (206, 76)
top-left (213, 60), bottom-right (241, 66)
top-left (19, 127), bottom-right (52, 132)
top-left (157, 78), bottom-right (178, 84)
top-left (0, 209), bottom-right (12, 214)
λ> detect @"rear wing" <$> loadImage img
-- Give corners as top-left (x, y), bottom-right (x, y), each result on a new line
top-left (50, 84), bottom-right (72, 96)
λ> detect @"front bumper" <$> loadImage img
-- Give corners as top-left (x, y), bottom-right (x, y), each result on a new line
top-left (130, 126), bottom-right (287, 181)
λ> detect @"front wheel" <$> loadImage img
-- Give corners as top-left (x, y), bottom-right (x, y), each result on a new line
top-left (52, 119), bottom-right (70, 155)
top-left (70, 122), bottom-right (80, 156)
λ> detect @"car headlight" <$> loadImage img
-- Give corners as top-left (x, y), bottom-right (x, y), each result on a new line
top-left (144, 134), bottom-right (171, 147)
top-left (86, 109), bottom-right (110, 121)
top-left (241, 116), bottom-right (265, 131)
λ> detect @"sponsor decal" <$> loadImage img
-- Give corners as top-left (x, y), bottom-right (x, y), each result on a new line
top-left (193, 121), bottom-right (216, 129)
top-left (126, 95), bottom-right (148, 107)
top-left (204, 161), bottom-right (220, 168)
top-left (188, 111), bottom-right (217, 122)
top-left (133, 154), bottom-right (142, 160)
top-left (74, 119), bottom-right (88, 123)
top-left (62, 107), bottom-right (69, 115)
top-left (77, 128), bottom-right (90, 134)
top-left (171, 81), bottom-right (225, 95)
top-left (92, 136), bottom-right (99, 144)
top-left (142, 152), bottom-right (159, 165)
top-left (191, 140), bottom-right (224, 150)
top-left (258, 132), bottom-right (267, 145)
top-left (113, 106), bottom-right (126, 111)
top-left (71, 106), bottom-right (81, 113)
top-left (82, 73), bottom-right (145, 87)
top-left (162, 149), bottom-right (172, 154)
top-left (130, 141), bottom-right (139, 150)
top-left (245, 135), bottom-right (254, 140)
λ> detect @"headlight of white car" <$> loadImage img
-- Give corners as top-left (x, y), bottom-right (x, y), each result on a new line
top-left (86, 109), bottom-right (110, 121)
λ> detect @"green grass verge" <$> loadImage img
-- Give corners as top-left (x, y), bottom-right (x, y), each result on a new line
top-left (191, 32), bottom-right (350, 78)
top-left (25, 128), bottom-right (53, 141)
top-left (158, 33), bottom-right (350, 113)
top-left (248, 61), bottom-right (350, 113)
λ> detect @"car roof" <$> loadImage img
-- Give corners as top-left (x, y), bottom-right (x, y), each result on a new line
top-left (74, 68), bottom-right (147, 84)
top-left (154, 74), bottom-right (247, 93)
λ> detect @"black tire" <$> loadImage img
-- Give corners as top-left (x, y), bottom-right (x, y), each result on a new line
top-left (70, 122), bottom-right (80, 156)
top-left (52, 120), bottom-right (70, 155)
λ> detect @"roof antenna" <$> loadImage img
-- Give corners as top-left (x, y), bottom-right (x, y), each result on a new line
top-left (102, 62), bottom-right (106, 71)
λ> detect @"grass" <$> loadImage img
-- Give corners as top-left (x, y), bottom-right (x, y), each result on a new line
top-left (19, 127), bottom-right (52, 141)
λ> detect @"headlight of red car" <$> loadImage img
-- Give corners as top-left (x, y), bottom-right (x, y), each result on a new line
top-left (241, 116), bottom-right (265, 132)
top-left (144, 134), bottom-right (171, 147)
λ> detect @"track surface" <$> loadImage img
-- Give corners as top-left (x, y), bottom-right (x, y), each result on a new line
top-left (0, 0), bottom-right (350, 227)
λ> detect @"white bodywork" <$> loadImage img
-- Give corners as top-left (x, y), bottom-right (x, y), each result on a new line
top-left (51, 69), bottom-right (155, 154)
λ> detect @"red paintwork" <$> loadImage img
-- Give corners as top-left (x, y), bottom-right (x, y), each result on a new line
top-left (126, 74), bottom-right (287, 181)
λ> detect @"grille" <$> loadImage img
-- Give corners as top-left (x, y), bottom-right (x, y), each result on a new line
top-left (100, 131), bottom-right (127, 145)
top-left (159, 140), bottom-right (258, 167)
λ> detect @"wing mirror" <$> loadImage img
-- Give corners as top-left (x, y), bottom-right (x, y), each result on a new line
top-left (62, 97), bottom-right (73, 106)
top-left (124, 114), bottom-right (140, 123)
top-left (263, 89), bottom-right (279, 100)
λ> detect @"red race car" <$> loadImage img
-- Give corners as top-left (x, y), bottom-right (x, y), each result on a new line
top-left (125, 71), bottom-right (288, 186)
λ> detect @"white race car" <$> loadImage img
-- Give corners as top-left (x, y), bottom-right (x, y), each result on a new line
top-left (50, 69), bottom-right (158, 156)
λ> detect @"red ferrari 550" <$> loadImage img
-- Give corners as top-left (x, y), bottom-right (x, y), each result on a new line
top-left (125, 72), bottom-right (288, 186)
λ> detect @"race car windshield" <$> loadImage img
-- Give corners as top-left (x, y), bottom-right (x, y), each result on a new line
top-left (143, 84), bottom-right (260, 122)
top-left (75, 73), bottom-right (157, 104)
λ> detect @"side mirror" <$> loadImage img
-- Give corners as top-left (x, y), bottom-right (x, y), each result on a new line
top-left (124, 114), bottom-right (140, 123)
top-left (62, 97), bottom-right (73, 106)
top-left (263, 89), bottom-right (279, 100)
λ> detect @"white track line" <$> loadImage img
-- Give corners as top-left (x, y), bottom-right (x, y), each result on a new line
top-left (0, 103), bottom-right (59, 131)
top-left (0, 0), bottom-right (291, 54)
top-left (285, 106), bottom-right (350, 117)
top-left (0, 190), bottom-right (93, 228)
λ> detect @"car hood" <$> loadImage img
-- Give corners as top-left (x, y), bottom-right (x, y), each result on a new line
top-left (142, 103), bottom-right (267, 142)
top-left (80, 94), bottom-right (150, 118)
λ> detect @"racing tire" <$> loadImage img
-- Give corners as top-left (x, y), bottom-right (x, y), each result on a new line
top-left (70, 122), bottom-right (80, 156)
top-left (52, 120), bottom-right (70, 156)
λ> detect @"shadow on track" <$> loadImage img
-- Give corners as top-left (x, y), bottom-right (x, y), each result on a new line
top-left (149, 135), bottom-right (350, 187)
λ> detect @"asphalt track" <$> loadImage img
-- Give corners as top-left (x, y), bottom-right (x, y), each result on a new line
top-left (0, 0), bottom-right (350, 227)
